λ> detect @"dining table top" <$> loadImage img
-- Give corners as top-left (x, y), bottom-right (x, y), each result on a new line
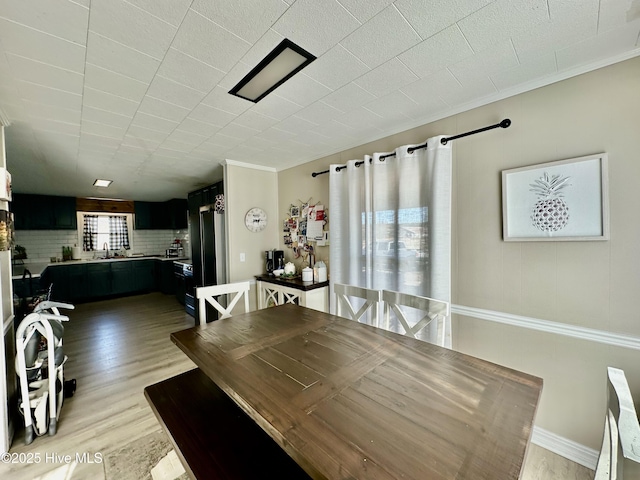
top-left (171, 303), bottom-right (543, 480)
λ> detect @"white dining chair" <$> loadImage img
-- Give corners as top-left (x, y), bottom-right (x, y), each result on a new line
top-left (381, 290), bottom-right (450, 347)
top-left (595, 367), bottom-right (640, 479)
top-left (334, 283), bottom-right (382, 326)
top-left (195, 282), bottom-right (250, 326)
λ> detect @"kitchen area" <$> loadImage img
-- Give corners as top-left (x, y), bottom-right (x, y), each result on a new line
top-left (7, 186), bottom-right (227, 322)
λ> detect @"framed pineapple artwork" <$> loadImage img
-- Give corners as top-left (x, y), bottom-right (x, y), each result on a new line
top-left (502, 153), bottom-right (609, 241)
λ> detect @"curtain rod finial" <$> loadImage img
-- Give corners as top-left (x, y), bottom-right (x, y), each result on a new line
top-left (500, 118), bottom-right (511, 128)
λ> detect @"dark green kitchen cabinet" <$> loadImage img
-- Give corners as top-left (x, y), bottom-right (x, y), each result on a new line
top-left (187, 189), bottom-right (203, 215)
top-left (40, 258), bottom-right (181, 303)
top-left (87, 263), bottom-right (111, 298)
top-left (12, 277), bottom-right (32, 300)
top-left (110, 262), bottom-right (133, 295)
top-left (65, 264), bottom-right (88, 302)
top-left (29, 199), bottom-right (54, 229)
top-left (166, 199), bottom-right (188, 229)
top-left (151, 202), bottom-right (168, 229)
top-left (11, 194), bottom-right (53, 229)
top-left (9, 194), bottom-right (30, 230)
top-left (133, 260), bottom-right (156, 292)
top-left (47, 265), bottom-right (70, 302)
top-left (42, 264), bottom-right (88, 303)
top-left (188, 181), bottom-right (223, 211)
top-left (52, 196), bottom-right (77, 229)
top-left (157, 260), bottom-right (176, 295)
top-left (135, 199), bottom-right (187, 230)
top-left (134, 201), bottom-right (153, 229)
top-left (11, 194), bottom-right (77, 230)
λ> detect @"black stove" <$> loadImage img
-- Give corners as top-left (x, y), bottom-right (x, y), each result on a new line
top-left (174, 262), bottom-right (195, 318)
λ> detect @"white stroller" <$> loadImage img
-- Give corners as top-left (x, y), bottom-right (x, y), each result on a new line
top-left (15, 300), bottom-right (75, 445)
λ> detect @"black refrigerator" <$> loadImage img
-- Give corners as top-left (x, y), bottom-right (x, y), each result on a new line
top-left (187, 182), bottom-right (226, 320)
top-left (198, 204), bottom-right (226, 287)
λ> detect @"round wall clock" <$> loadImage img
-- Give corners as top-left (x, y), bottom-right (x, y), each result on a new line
top-left (244, 207), bottom-right (267, 232)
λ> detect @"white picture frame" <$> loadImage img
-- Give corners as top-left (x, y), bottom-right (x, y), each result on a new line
top-left (502, 153), bottom-right (609, 241)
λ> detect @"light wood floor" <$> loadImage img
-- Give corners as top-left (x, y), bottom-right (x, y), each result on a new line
top-left (1, 293), bottom-right (594, 479)
top-left (1, 293), bottom-right (195, 479)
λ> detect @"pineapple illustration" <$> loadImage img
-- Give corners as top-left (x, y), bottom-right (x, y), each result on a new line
top-left (530, 172), bottom-right (571, 232)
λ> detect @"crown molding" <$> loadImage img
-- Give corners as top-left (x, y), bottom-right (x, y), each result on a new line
top-left (222, 159), bottom-right (277, 173)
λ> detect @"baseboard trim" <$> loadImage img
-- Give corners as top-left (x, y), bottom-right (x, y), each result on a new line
top-left (531, 426), bottom-right (599, 470)
top-left (451, 304), bottom-right (640, 351)
top-left (451, 304), bottom-right (607, 470)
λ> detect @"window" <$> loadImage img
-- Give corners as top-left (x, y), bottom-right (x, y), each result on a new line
top-left (80, 213), bottom-right (131, 251)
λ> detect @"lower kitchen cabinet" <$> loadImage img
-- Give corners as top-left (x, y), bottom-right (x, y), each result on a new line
top-left (133, 260), bottom-right (156, 292)
top-left (48, 265), bottom-right (70, 302)
top-left (157, 260), bottom-right (176, 295)
top-left (111, 262), bottom-right (133, 295)
top-left (41, 264), bottom-right (87, 303)
top-left (41, 259), bottom-right (177, 303)
top-left (88, 263), bottom-right (111, 298)
top-left (66, 264), bottom-right (88, 302)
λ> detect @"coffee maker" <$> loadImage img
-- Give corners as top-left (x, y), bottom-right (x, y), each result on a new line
top-left (265, 249), bottom-right (284, 274)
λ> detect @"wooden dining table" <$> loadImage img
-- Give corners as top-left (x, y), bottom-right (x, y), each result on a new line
top-left (170, 303), bottom-right (543, 479)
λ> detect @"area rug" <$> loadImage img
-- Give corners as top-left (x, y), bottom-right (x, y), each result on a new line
top-left (103, 429), bottom-right (189, 480)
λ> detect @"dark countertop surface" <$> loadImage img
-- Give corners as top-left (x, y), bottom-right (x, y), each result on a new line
top-left (255, 274), bottom-right (329, 291)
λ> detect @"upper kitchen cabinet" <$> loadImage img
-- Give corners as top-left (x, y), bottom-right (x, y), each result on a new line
top-left (11, 194), bottom-right (77, 230)
top-left (165, 199), bottom-right (188, 229)
top-left (188, 182), bottom-right (223, 213)
top-left (52, 196), bottom-right (77, 229)
top-left (134, 201), bottom-right (153, 229)
top-left (134, 199), bottom-right (187, 230)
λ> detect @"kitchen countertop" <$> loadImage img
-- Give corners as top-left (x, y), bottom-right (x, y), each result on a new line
top-left (12, 256), bottom-right (190, 280)
top-left (255, 274), bottom-right (329, 291)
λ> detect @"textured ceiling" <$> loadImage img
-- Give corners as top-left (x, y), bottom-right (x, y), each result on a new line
top-left (1, 0), bottom-right (639, 201)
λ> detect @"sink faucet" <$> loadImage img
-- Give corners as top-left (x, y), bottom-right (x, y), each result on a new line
top-left (103, 242), bottom-right (109, 259)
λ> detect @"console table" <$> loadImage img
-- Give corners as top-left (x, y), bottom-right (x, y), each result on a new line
top-left (255, 275), bottom-right (329, 313)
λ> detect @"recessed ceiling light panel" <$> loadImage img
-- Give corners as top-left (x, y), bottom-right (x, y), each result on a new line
top-left (229, 39), bottom-right (316, 103)
top-left (93, 179), bottom-right (113, 188)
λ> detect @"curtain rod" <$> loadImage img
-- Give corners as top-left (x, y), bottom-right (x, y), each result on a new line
top-left (311, 118), bottom-right (511, 177)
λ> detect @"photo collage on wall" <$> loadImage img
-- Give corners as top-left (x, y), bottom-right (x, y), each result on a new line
top-left (283, 201), bottom-right (329, 259)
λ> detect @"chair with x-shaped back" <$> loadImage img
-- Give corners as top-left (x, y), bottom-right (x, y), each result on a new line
top-left (595, 366), bottom-right (640, 479)
top-left (334, 283), bottom-right (382, 326)
top-left (381, 290), bottom-right (450, 347)
top-left (195, 282), bottom-right (250, 326)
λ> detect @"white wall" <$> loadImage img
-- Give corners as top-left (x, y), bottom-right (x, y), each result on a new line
top-left (223, 160), bottom-right (279, 283)
top-left (276, 56), bottom-right (640, 462)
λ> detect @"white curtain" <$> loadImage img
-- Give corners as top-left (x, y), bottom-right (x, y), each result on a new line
top-left (329, 135), bottom-right (452, 328)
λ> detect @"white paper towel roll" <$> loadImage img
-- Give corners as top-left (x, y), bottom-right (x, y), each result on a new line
top-left (71, 246), bottom-right (81, 259)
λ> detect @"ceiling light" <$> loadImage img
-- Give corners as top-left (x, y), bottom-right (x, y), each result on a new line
top-left (229, 39), bottom-right (316, 103)
top-left (93, 179), bottom-right (113, 188)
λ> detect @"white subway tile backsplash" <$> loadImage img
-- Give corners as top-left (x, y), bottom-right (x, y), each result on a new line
top-left (13, 228), bottom-right (189, 263)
